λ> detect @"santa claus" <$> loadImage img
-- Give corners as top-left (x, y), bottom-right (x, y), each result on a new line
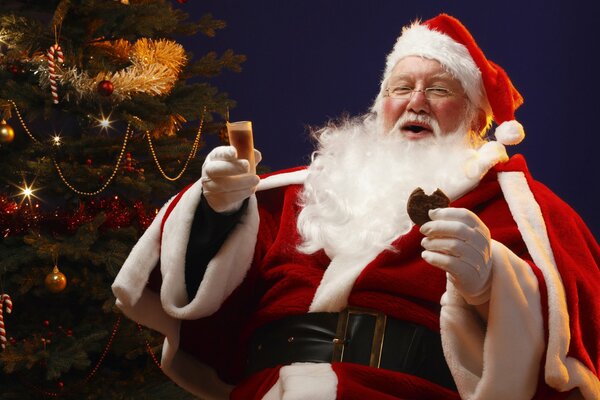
top-left (112, 14), bottom-right (599, 400)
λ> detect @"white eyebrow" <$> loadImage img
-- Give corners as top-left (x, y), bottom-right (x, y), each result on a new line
top-left (387, 72), bottom-right (455, 85)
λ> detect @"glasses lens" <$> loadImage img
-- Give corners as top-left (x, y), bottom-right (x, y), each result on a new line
top-left (388, 87), bottom-right (413, 99)
top-left (424, 87), bottom-right (452, 99)
top-left (386, 87), bottom-right (453, 100)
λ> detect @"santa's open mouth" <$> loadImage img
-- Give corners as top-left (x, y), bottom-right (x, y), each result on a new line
top-left (402, 122), bottom-right (433, 135)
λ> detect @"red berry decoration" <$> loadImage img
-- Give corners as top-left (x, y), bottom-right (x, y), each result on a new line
top-left (97, 80), bottom-right (114, 96)
top-left (8, 63), bottom-right (24, 76)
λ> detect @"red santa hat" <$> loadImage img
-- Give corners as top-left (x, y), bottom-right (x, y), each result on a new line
top-left (372, 14), bottom-right (525, 145)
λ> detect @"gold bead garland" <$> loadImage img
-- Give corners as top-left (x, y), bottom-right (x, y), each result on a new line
top-left (145, 106), bottom-right (205, 181)
top-left (8, 99), bottom-right (207, 191)
top-left (52, 125), bottom-right (131, 196)
top-left (7, 100), bottom-right (39, 143)
top-left (8, 99), bottom-right (131, 196)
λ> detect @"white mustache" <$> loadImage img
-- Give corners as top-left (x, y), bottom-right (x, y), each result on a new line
top-left (389, 113), bottom-right (441, 136)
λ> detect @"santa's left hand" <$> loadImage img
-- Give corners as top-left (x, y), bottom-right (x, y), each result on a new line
top-left (420, 207), bottom-right (492, 305)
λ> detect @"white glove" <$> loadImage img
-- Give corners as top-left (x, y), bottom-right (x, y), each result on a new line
top-left (201, 146), bottom-right (262, 214)
top-left (420, 207), bottom-right (492, 305)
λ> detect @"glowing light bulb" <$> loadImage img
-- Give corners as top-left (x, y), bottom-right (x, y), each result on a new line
top-left (95, 112), bottom-right (114, 131)
top-left (22, 186), bottom-right (33, 198)
top-left (13, 179), bottom-right (41, 207)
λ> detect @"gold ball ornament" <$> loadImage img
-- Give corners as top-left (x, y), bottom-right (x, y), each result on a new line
top-left (0, 120), bottom-right (15, 144)
top-left (45, 266), bottom-right (67, 293)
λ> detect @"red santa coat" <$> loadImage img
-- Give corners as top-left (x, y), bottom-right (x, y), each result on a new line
top-left (112, 142), bottom-right (599, 400)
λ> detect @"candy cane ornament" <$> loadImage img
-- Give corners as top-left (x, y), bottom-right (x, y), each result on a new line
top-left (0, 294), bottom-right (13, 350)
top-left (47, 44), bottom-right (64, 104)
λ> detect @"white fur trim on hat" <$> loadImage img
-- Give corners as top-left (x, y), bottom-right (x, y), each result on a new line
top-left (386, 24), bottom-right (483, 104)
top-left (372, 22), bottom-right (492, 118)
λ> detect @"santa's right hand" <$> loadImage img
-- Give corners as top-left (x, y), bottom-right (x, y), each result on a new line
top-left (201, 146), bottom-right (261, 213)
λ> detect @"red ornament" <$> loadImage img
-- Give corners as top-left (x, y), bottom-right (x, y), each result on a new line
top-left (176, 0), bottom-right (187, 3)
top-left (97, 80), bottom-right (114, 96)
top-left (8, 63), bottom-right (24, 76)
top-left (43, 320), bottom-right (50, 327)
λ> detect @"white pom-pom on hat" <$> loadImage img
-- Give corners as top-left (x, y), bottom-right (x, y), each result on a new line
top-left (495, 120), bottom-right (525, 145)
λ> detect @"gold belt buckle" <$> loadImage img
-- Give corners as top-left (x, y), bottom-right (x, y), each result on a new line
top-left (331, 306), bottom-right (388, 368)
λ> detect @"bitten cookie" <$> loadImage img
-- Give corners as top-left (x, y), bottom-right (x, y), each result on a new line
top-left (407, 187), bottom-right (450, 225)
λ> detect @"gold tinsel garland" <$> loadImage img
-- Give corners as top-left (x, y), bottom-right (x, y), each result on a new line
top-left (131, 38), bottom-right (187, 74)
top-left (93, 39), bottom-right (132, 64)
top-left (35, 38), bottom-right (187, 103)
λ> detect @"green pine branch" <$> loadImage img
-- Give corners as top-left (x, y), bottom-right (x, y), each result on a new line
top-left (0, 0), bottom-right (247, 397)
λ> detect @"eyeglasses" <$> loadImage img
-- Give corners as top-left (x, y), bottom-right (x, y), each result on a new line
top-left (384, 86), bottom-right (456, 100)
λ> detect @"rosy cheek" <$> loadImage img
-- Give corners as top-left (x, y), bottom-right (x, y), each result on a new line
top-left (437, 102), bottom-right (468, 132)
top-left (382, 98), bottom-right (403, 131)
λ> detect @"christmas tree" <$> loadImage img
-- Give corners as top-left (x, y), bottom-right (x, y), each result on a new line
top-left (0, 0), bottom-right (245, 398)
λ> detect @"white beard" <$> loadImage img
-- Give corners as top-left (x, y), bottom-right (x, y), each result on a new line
top-left (296, 114), bottom-right (487, 259)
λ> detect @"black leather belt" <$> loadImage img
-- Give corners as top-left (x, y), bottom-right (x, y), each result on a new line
top-left (246, 306), bottom-right (456, 390)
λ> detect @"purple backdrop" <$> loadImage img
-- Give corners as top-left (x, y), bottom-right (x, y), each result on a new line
top-left (180, 0), bottom-right (600, 239)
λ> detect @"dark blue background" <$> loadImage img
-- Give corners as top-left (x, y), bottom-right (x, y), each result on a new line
top-left (181, 0), bottom-right (599, 239)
